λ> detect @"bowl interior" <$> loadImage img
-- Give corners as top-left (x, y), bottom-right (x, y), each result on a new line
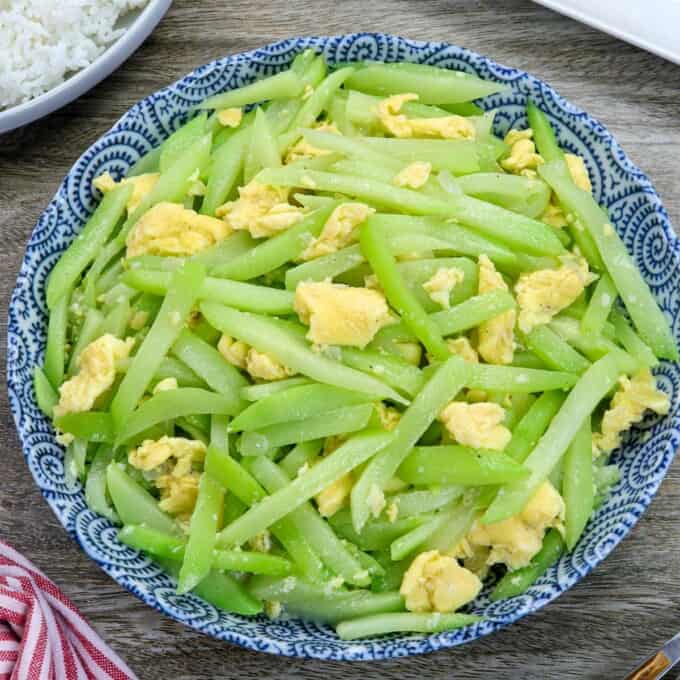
top-left (7, 33), bottom-right (680, 661)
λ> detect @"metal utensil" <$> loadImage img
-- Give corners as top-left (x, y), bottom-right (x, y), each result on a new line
top-left (625, 632), bottom-right (680, 680)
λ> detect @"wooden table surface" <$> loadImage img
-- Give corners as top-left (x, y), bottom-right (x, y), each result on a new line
top-left (2, 1), bottom-right (680, 677)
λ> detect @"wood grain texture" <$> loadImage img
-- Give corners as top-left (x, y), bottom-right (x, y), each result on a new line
top-left (1, 1), bottom-right (680, 677)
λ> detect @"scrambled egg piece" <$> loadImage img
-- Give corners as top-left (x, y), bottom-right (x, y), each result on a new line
top-left (216, 181), bottom-right (305, 239)
top-left (129, 310), bottom-right (149, 331)
top-left (375, 402), bottom-right (401, 431)
top-left (376, 93), bottom-right (477, 140)
top-left (153, 377), bottom-right (178, 394)
top-left (217, 334), bottom-right (295, 381)
top-left (541, 201), bottom-right (568, 229)
top-left (386, 501), bottom-right (399, 523)
top-left (393, 161), bottom-right (432, 189)
top-left (217, 107), bottom-right (243, 127)
top-left (367, 483), bottom-right (387, 519)
top-left (316, 473), bottom-right (354, 517)
top-left (300, 202), bottom-right (375, 260)
top-left (249, 530), bottom-right (272, 553)
top-left (477, 255), bottom-right (516, 365)
top-left (422, 267), bottom-right (465, 309)
top-left (126, 202), bottom-right (231, 258)
top-left (53, 334), bottom-right (133, 418)
top-left (128, 436), bottom-right (207, 518)
top-left (93, 171), bottom-right (159, 215)
top-left (565, 153), bottom-right (592, 192)
top-left (440, 401), bottom-right (511, 451)
top-left (467, 481), bottom-right (565, 570)
top-left (285, 121), bottom-right (340, 164)
top-left (400, 550), bottom-right (482, 613)
top-left (447, 337), bottom-right (479, 364)
top-left (294, 281), bottom-right (392, 348)
top-left (395, 341), bottom-right (423, 366)
top-left (515, 255), bottom-right (596, 333)
top-left (593, 369), bottom-right (670, 454)
top-left (501, 128), bottom-right (543, 176)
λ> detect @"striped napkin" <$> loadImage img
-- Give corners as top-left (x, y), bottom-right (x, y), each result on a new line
top-left (0, 540), bottom-right (136, 679)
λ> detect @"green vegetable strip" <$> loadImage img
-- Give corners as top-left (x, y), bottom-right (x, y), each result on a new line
top-left (336, 612), bottom-right (479, 640)
top-left (230, 384), bottom-right (372, 432)
top-left (43, 291), bottom-right (70, 388)
top-left (562, 417), bottom-right (594, 550)
top-left (387, 487), bottom-right (463, 519)
top-left (177, 467), bottom-right (225, 594)
top-left (216, 429), bottom-right (393, 547)
top-left (466, 364), bottom-right (577, 393)
top-left (85, 446), bottom-right (117, 522)
top-left (522, 325), bottom-right (591, 374)
top-left (252, 107), bottom-right (282, 171)
top-left (398, 446), bottom-right (530, 486)
top-left (106, 463), bottom-right (177, 534)
top-left (199, 303), bottom-right (407, 404)
top-left (285, 244), bottom-right (366, 290)
top-left (340, 347), bottom-right (425, 399)
top-left (159, 112), bottom-right (208, 173)
top-left (257, 167), bottom-right (565, 257)
top-left (212, 205), bottom-right (336, 280)
top-left (298, 129), bottom-right (402, 169)
top-left (34, 366), bottom-right (58, 417)
top-left (372, 290), bottom-right (516, 345)
top-left (122, 269), bottom-right (295, 315)
top-left (118, 525), bottom-right (185, 558)
top-left (99, 299), bottom-right (130, 339)
top-left (47, 184), bottom-right (132, 309)
top-left (110, 262), bottom-right (206, 430)
top-left (127, 146), bottom-right (161, 177)
top-left (67, 308), bottom-right (104, 374)
top-left (483, 354), bottom-right (621, 524)
top-left (389, 514), bottom-right (449, 562)
top-left (240, 377), bottom-right (312, 402)
top-left (171, 329), bottom-right (247, 399)
top-left (246, 456), bottom-right (369, 586)
top-left (360, 219), bottom-right (450, 360)
top-left (116, 388), bottom-right (240, 444)
top-left (238, 404), bottom-right (374, 455)
top-left (248, 576), bottom-right (404, 624)
top-left (55, 412), bottom-right (115, 443)
top-left (351, 356), bottom-right (469, 532)
top-left (423, 498), bottom-right (478, 554)
top-left (610, 310), bottom-right (658, 368)
top-left (345, 61), bottom-right (507, 104)
top-left (526, 101), bottom-right (564, 163)
top-left (540, 160), bottom-right (677, 360)
top-left (200, 127), bottom-right (249, 216)
top-left (153, 356), bottom-right (206, 389)
top-left (279, 440), bottom-right (323, 477)
top-left (205, 447), bottom-right (326, 582)
top-left (331, 511), bottom-right (430, 552)
top-left (580, 273), bottom-right (617, 337)
top-left (199, 69), bottom-right (304, 111)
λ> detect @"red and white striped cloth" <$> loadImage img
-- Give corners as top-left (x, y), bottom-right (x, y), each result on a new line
top-left (0, 540), bottom-right (136, 680)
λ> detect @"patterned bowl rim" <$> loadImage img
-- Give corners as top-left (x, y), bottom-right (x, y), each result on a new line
top-left (7, 32), bottom-right (679, 661)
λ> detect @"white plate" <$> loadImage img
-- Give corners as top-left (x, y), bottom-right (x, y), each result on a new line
top-left (533, 0), bottom-right (680, 65)
top-left (0, 0), bottom-right (172, 134)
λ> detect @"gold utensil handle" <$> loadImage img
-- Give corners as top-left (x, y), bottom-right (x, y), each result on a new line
top-left (625, 651), bottom-right (672, 680)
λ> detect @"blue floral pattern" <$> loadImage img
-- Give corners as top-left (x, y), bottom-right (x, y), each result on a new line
top-left (7, 33), bottom-right (680, 660)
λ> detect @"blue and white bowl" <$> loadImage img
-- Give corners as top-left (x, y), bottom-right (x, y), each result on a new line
top-left (7, 33), bottom-right (680, 660)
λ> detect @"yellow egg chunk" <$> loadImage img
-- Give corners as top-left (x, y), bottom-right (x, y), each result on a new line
top-left (93, 171), bottom-right (160, 215)
top-left (565, 153), bottom-right (592, 192)
top-left (515, 255), bottom-right (596, 334)
top-left (246, 349), bottom-right (296, 381)
top-left (216, 181), bottom-right (304, 238)
top-left (53, 334), bottom-right (134, 418)
top-left (294, 281), bottom-right (393, 347)
top-left (501, 128), bottom-right (543, 176)
top-left (467, 481), bottom-right (565, 570)
top-left (400, 550), bottom-right (482, 613)
top-left (541, 201), bottom-right (568, 229)
top-left (128, 436), bottom-right (206, 476)
top-left (285, 121), bottom-right (340, 164)
top-left (477, 255), bottom-right (516, 365)
top-left (153, 377), bottom-right (178, 394)
top-left (249, 530), bottom-right (272, 553)
top-left (217, 107), bottom-right (243, 128)
top-left (367, 483), bottom-right (387, 518)
top-left (593, 369), bottom-right (670, 454)
top-left (156, 473), bottom-right (200, 517)
top-left (376, 93), bottom-right (476, 139)
top-left (217, 334), bottom-right (249, 369)
top-left (126, 202), bottom-right (231, 257)
top-left (422, 266), bottom-right (465, 309)
top-left (300, 202), bottom-right (375, 260)
top-left (375, 402), bottom-right (401, 431)
top-left (316, 472), bottom-right (354, 517)
top-left (446, 337), bottom-right (479, 364)
top-left (393, 161), bottom-right (432, 189)
top-left (439, 401), bottom-right (511, 451)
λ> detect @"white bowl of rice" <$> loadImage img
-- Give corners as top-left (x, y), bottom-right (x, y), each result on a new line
top-left (0, 0), bottom-right (172, 134)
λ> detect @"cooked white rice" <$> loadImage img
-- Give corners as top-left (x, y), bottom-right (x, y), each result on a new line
top-left (0, 0), bottom-right (150, 110)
